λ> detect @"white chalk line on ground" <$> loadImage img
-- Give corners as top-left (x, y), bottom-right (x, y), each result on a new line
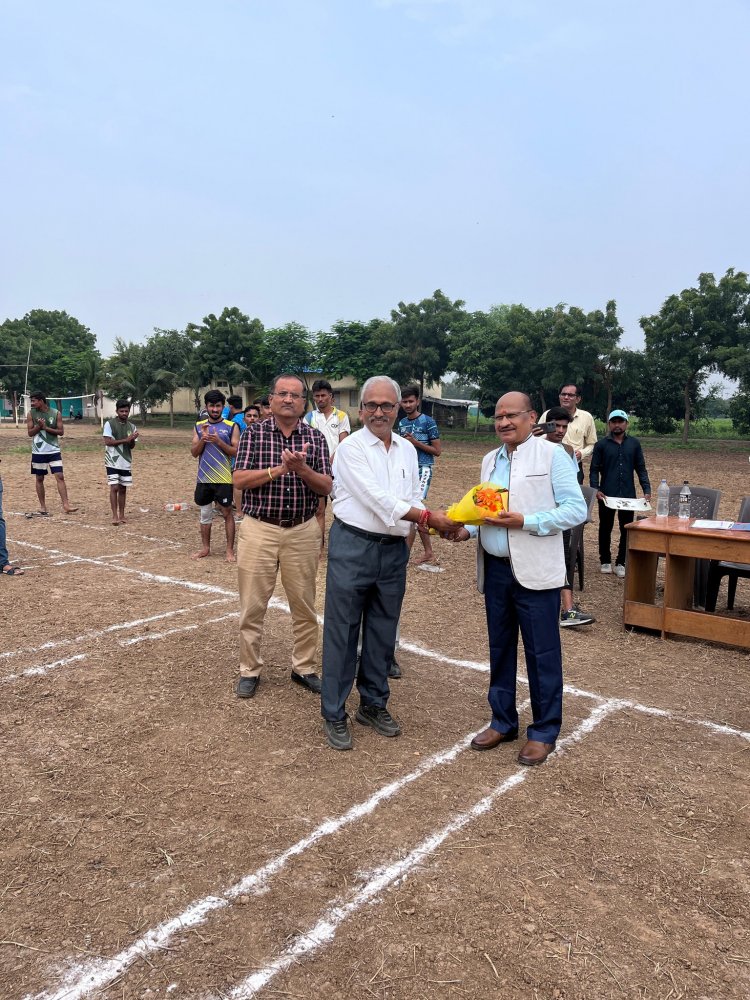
top-left (8, 540), bottom-right (749, 743)
top-left (2, 655), bottom-right (87, 685)
top-left (25, 713), bottom-right (517, 1000)
top-left (13, 540), bottom-right (236, 596)
top-left (119, 611), bottom-right (239, 646)
top-left (1, 600), bottom-right (235, 662)
top-left (7, 511), bottom-right (184, 548)
top-left (223, 701), bottom-right (620, 999)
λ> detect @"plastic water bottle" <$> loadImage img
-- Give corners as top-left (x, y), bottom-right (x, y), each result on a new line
top-left (678, 482), bottom-right (691, 520)
top-left (656, 479), bottom-right (670, 518)
top-left (164, 502), bottom-right (191, 512)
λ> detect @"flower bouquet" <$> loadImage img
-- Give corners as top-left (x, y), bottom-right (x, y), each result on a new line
top-left (446, 482), bottom-right (508, 524)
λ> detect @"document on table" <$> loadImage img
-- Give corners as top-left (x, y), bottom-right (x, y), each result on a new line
top-left (602, 497), bottom-right (652, 511)
top-left (690, 519), bottom-right (747, 530)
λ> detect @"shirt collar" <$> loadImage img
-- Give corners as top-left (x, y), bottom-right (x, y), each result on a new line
top-left (361, 425), bottom-right (401, 448)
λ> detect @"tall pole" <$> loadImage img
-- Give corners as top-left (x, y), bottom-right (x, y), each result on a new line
top-left (22, 339), bottom-right (32, 399)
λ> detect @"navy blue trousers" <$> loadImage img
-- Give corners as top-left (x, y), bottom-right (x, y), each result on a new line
top-left (483, 554), bottom-right (563, 743)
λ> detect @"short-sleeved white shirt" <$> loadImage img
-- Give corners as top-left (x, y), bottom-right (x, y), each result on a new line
top-left (305, 407), bottom-right (351, 457)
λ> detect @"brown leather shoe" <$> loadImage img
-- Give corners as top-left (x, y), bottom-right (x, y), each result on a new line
top-left (517, 740), bottom-right (556, 766)
top-left (470, 727), bottom-right (518, 751)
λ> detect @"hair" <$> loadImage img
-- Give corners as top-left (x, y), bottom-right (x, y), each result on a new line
top-left (270, 374), bottom-right (306, 394)
top-left (115, 398), bottom-right (131, 409)
top-left (311, 379), bottom-right (332, 394)
top-left (29, 391), bottom-right (47, 403)
top-left (244, 404), bottom-right (260, 417)
top-left (546, 405), bottom-right (570, 423)
top-left (401, 384), bottom-right (421, 400)
top-left (227, 395), bottom-right (242, 409)
top-left (204, 389), bottom-right (226, 405)
top-left (559, 382), bottom-right (580, 396)
top-left (260, 396), bottom-right (270, 407)
top-left (359, 376), bottom-right (401, 407)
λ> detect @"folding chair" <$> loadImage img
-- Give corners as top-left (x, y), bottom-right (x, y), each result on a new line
top-left (705, 496), bottom-right (750, 612)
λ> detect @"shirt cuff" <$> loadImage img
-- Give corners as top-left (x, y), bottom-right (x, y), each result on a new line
top-left (466, 524), bottom-right (479, 538)
top-left (390, 499), bottom-right (415, 525)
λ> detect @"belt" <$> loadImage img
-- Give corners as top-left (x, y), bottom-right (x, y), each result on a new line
top-left (336, 519), bottom-right (405, 545)
top-left (249, 512), bottom-right (314, 529)
top-left (486, 554), bottom-right (511, 565)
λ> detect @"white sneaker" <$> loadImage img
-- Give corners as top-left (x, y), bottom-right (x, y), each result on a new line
top-left (615, 564), bottom-right (626, 578)
top-left (600, 563), bottom-right (612, 574)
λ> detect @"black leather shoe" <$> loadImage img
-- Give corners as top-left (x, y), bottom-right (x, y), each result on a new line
top-left (237, 676), bottom-right (259, 699)
top-left (291, 671), bottom-right (322, 694)
top-left (387, 659), bottom-right (402, 679)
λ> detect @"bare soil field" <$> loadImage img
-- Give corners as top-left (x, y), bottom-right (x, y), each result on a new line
top-left (1, 423), bottom-right (748, 1000)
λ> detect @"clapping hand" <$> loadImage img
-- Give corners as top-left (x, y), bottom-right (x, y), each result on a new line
top-left (282, 443), bottom-right (309, 473)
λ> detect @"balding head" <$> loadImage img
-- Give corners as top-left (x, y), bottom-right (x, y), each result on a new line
top-left (494, 392), bottom-right (537, 452)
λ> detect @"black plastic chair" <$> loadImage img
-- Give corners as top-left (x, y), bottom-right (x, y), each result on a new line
top-left (666, 485), bottom-right (721, 607)
top-left (705, 496), bottom-right (750, 612)
top-left (567, 485), bottom-right (597, 592)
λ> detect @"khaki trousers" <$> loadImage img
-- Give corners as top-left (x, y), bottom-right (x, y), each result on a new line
top-left (237, 515), bottom-right (321, 677)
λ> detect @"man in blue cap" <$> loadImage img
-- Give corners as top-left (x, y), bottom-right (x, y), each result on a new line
top-left (589, 410), bottom-right (651, 578)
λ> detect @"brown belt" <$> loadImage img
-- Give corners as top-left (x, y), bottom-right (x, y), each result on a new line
top-left (248, 512), bottom-right (314, 529)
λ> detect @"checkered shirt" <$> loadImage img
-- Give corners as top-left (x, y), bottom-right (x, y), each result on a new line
top-left (235, 417), bottom-right (331, 520)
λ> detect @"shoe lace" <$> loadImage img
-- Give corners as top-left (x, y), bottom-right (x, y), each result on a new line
top-left (331, 718), bottom-right (349, 734)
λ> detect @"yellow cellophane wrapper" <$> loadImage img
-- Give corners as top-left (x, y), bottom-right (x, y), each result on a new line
top-left (446, 482), bottom-right (508, 524)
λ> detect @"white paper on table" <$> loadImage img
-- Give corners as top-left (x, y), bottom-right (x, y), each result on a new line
top-left (690, 519), bottom-right (736, 530)
top-left (602, 497), bottom-right (652, 511)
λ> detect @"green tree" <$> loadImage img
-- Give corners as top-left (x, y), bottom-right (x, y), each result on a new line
top-left (188, 307), bottom-right (265, 393)
top-left (641, 269), bottom-right (750, 442)
top-left (450, 304), bottom-right (548, 413)
top-left (379, 290), bottom-right (466, 393)
top-left (261, 322), bottom-right (315, 388)
top-left (145, 328), bottom-right (195, 426)
top-left (0, 309), bottom-right (100, 400)
top-left (105, 339), bottom-right (159, 423)
top-left (316, 319), bottom-right (388, 386)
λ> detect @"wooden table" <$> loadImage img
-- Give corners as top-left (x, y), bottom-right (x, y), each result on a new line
top-left (624, 516), bottom-right (750, 648)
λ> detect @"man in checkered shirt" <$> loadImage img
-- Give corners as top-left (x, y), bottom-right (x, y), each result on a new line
top-left (232, 374), bottom-right (332, 700)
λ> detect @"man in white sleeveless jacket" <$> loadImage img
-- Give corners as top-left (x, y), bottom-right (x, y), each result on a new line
top-left (448, 392), bottom-right (586, 766)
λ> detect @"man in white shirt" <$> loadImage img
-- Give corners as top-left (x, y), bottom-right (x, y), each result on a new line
top-left (320, 376), bottom-right (458, 751)
top-left (539, 382), bottom-right (597, 484)
top-left (304, 379), bottom-right (351, 548)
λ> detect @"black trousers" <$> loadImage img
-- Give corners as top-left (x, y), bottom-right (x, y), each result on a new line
top-left (597, 500), bottom-right (634, 566)
top-left (320, 519), bottom-right (409, 722)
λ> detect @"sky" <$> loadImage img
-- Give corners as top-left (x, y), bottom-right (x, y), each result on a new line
top-left (2, 0), bottom-right (749, 357)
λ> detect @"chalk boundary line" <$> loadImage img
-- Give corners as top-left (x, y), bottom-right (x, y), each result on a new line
top-left (5, 539), bottom-right (749, 998)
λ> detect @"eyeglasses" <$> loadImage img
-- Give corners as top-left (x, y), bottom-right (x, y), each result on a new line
top-left (559, 392), bottom-right (579, 398)
top-left (494, 410), bottom-right (531, 421)
top-left (362, 401), bottom-right (396, 413)
top-left (272, 391), bottom-right (304, 401)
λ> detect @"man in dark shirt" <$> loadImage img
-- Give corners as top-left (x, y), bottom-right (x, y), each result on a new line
top-left (589, 409), bottom-right (651, 578)
top-left (232, 374), bottom-right (332, 699)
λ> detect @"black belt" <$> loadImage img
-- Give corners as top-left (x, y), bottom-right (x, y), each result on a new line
top-left (336, 518), bottom-right (405, 545)
top-left (249, 512), bottom-right (314, 529)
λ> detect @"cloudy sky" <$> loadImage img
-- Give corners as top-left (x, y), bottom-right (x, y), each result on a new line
top-left (2, 0), bottom-right (748, 354)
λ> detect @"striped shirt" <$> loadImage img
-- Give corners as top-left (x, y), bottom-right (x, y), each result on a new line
top-left (235, 417), bottom-right (331, 520)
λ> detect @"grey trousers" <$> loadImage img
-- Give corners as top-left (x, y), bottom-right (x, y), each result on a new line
top-left (321, 519), bottom-right (409, 722)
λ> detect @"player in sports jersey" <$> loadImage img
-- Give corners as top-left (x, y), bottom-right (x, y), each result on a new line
top-left (304, 379), bottom-right (350, 549)
top-left (103, 398), bottom-right (139, 524)
top-left (191, 389), bottom-right (240, 562)
top-left (398, 385), bottom-right (441, 565)
top-left (26, 392), bottom-right (78, 514)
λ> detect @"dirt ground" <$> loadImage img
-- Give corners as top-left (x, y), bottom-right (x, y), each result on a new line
top-left (1, 422), bottom-right (748, 1000)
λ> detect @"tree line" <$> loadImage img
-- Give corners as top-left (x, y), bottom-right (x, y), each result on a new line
top-left (1, 269), bottom-right (748, 439)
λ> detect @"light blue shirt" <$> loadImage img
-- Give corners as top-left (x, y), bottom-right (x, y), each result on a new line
top-left (467, 442), bottom-right (584, 557)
